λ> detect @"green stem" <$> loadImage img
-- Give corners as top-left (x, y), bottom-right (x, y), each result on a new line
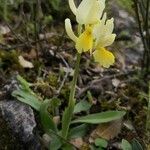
top-left (62, 53), bottom-right (81, 139)
top-left (62, 25), bottom-right (82, 139)
top-left (68, 53), bottom-right (81, 107)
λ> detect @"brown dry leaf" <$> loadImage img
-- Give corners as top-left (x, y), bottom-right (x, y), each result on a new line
top-left (112, 78), bottom-right (121, 88)
top-left (89, 119), bottom-right (122, 141)
top-left (23, 49), bottom-right (37, 59)
top-left (18, 55), bottom-right (34, 68)
top-left (0, 25), bottom-right (10, 34)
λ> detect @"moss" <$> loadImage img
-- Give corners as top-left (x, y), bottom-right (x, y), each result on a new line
top-left (0, 50), bottom-right (21, 71)
top-left (47, 72), bottom-right (58, 87)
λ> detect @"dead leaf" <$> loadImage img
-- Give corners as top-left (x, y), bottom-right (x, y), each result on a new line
top-left (112, 78), bottom-right (121, 88)
top-left (18, 55), bottom-right (34, 68)
top-left (0, 25), bottom-right (10, 34)
top-left (89, 119), bottom-right (122, 141)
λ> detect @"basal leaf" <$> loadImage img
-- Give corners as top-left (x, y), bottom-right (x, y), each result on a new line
top-left (95, 138), bottom-right (108, 148)
top-left (69, 124), bottom-right (88, 139)
top-left (40, 100), bottom-right (57, 132)
top-left (17, 75), bottom-right (32, 92)
top-left (74, 100), bottom-right (91, 114)
top-left (131, 139), bottom-right (143, 150)
top-left (12, 90), bottom-right (42, 111)
top-left (49, 133), bottom-right (62, 150)
top-left (72, 111), bottom-right (126, 124)
top-left (121, 139), bottom-right (132, 150)
top-left (62, 106), bottom-right (74, 139)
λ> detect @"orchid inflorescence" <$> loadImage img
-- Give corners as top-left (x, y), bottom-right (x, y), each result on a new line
top-left (65, 0), bottom-right (116, 68)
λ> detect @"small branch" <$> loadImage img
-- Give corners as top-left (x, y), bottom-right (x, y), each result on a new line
top-left (0, 39), bottom-right (46, 51)
top-left (4, 21), bottom-right (25, 43)
top-left (56, 54), bottom-right (70, 95)
top-left (133, 0), bottom-right (150, 71)
top-left (77, 69), bottom-right (137, 98)
top-left (146, 82), bottom-right (150, 145)
top-left (145, 0), bottom-right (150, 46)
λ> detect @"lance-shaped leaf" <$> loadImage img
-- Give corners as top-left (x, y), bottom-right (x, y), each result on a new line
top-left (72, 111), bottom-right (126, 124)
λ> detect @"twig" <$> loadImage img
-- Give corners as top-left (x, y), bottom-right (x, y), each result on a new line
top-left (77, 69), bottom-right (137, 98)
top-left (146, 82), bottom-right (150, 144)
top-left (20, 3), bottom-right (32, 47)
top-left (56, 54), bottom-right (70, 95)
top-left (133, 0), bottom-right (150, 72)
top-left (4, 21), bottom-right (25, 43)
top-left (145, 0), bottom-right (150, 46)
top-left (0, 38), bottom-right (46, 51)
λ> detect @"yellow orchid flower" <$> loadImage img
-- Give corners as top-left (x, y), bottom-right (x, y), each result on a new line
top-left (65, 18), bottom-right (93, 53)
top-left (65, 0), bottom-right (106, 53)
top-left (65, 1), bottom-right (116, 68)
top-left (93, 47), bottom-right (115, 68)
top-left (93, 15), bottom-right (116, 68)
top-left (69, 0), bottom-right (105, 25)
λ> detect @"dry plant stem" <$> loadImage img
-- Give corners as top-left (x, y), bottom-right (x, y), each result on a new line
top-left (146, 82), bottom-right (150, 140)
top-left (133, 0), bottom-right (150, 73)
top-left (56, 54), bottom-right (70, 95)
top-left (145, 0), bottom-right (149, 46)
top-left (33, 0), bottom-right (43, 59)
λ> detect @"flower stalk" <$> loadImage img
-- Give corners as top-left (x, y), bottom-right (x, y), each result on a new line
top-left (62, 25), bottom-right (82, 139)
top-left (68, 53), bottom-right (81, 107)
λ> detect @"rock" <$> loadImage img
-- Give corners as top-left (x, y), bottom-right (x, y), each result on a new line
top-left (3, 73), bottom-right (19, 95)
top-left (0, 100), bottom-right (41, 150)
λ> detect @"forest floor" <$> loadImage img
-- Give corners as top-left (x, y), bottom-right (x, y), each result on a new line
top-left (0, 0), bottom-right (149, 149)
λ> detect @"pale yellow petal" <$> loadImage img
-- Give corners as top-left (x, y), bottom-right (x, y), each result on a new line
top-left (65, 18), bottom-right (77, 42)
top-left (69, 0), bottom-right (77, 15)
top-left (93, 13), bottom-right (107, 42)
top-left (93, 48), bottom-right (115, 68)
top-left (93, 17), bottom-right (116, 48)
top-left (76, 0), bottom-right (105, 25)
top-left (105, 18), bottom-right (114, 34)
top-left (75, 26), bottom-right (93, 53)
top-left (93, 21), bottom-right (106, 46)
top-left (97, 34), bottom-right (116, 47)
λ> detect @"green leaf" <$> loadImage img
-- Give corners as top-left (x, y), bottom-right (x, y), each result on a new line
top-left (49, 97), bottom-right (61, 115)
top-left (40, 100), bottom-right (57, 132)
top-left (74, 100), bottom-right (91, 113)
top-left (61, 106), bottom-right (73, 139)
top-left (95, 138), bottom-right (108, 148)
top-left (69, 124), bottom-right (88, 139)
top-left (72, 111), bottom-right (126, 124)
top-left (62, 144), bottom-right (74, 150)
top-left (121, 139), bottom-right (132, 150)
top-left (49, 0), bottom-right (60, 10)
top-left (12, 75), bottom-right (42, 111)
top-left (17, 75), bottom-right (32, 92)
top-left (49, 134), bottom-right (62, 150)
top-left (12, 90), bottom-right (42, 111)
top-left (131, 139), bottom-right (143, 150)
